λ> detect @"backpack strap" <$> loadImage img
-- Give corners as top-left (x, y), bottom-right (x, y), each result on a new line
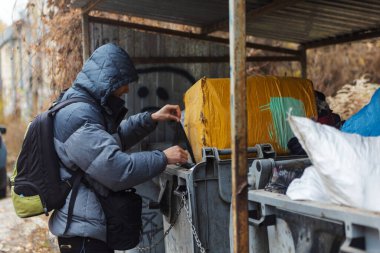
top-left (49, 97), bottom-right (106, 235)
top-left (50, 97), bottom-right (108, 131)
top-left (63, 169), bottom-right (84, 235)
top-left (49, 97), bottom-right (102, 115)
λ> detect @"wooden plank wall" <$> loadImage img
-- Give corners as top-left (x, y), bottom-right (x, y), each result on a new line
top-left (90, 22), bottom-right (229, 147)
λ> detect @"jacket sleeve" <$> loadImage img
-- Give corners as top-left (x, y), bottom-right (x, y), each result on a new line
top-left (118, 111), bottom-right (157, 151)
top-left (63, 122), bottom-right (167, 191)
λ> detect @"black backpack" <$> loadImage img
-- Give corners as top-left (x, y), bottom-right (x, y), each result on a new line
top-left (11, 97), bottom-right (99, 222)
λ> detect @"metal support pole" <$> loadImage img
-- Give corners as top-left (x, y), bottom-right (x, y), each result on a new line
top-left (300, 47), bottom-right (307, 78)
top-left (229, 0), bottom-right (248, 252)
top-left (10, 38), bottom-right (17, 115)
top-left (81, 13), bottom-right (90, 61)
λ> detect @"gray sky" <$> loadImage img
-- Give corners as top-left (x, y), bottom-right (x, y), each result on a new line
top-left (0, 0), bottom-right (29, 25)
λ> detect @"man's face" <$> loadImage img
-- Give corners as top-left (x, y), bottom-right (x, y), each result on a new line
top-left (113, 84), bottom-right (129, 97)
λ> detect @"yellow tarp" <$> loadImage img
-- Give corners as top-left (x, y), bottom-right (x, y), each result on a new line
top-left (184, 76), bottom-right (317, 162)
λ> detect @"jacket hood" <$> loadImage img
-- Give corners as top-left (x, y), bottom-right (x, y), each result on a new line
top-left (72, 43), bottom-right (138, 111)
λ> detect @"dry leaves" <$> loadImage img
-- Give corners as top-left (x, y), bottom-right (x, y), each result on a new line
top-left (327, 75), bottom-right (380, 120)
top-left (0, 198), bottom-right (59, 253)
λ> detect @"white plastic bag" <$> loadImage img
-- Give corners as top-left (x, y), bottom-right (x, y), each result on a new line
top-left (287, 115), bottom-right (380, 211)
top-left (286, 165), bottom-right (329, 203)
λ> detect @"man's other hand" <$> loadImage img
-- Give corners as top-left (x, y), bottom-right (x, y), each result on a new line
top-left (163, 145), bottom-right (188, 164)
top-left (151, 104), bottom-right (181, 122)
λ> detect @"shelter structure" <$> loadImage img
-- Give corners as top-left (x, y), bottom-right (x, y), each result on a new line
top-left (71, 0), bottom-right (380, 77)
top-left (70, 1), bottom-right (380, 252)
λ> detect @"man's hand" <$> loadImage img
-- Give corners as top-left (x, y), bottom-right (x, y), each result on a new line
top-left (163, 145), bottom-right (188, 164)
top-left (151, 104), bottom-right (181, 122)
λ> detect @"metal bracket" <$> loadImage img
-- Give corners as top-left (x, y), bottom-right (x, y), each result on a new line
top-left (255, 144), bottom-right (276, 159)
top-left (248, 210), bottom-right (276, 228)
top-left (201, 147), bottom-right (219, 162)
top-left (339, 237), bottom-right (366, 253)
top-left (173, 185), bottom-right (187, 198)
top-left (252, 158), bottom-right (275, 190)
top-left (248, 203), bottom-right (277, 228)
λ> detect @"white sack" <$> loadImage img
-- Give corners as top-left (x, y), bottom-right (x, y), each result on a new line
top-left (286, 165), bottom-right (329, 203)
top-left (286, 115), bottom-right (380, 211)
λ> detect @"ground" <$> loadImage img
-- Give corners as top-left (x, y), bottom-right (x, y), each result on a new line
top-left (0, 197), bottom-right (59, 253)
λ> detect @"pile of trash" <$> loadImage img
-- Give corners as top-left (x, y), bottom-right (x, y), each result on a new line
top-left (327, 75), bottom-right (380, 120)
top-left (286, 88), bottom-right (380, 211)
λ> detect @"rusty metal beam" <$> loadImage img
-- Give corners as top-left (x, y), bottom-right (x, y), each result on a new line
top-left (230, 0), bottom-right (248, 252)
top-left (81, 13), bottom-right (90, 61)
top-left (202, 0), bottom-right (303, 35)
top-left (132, 55), bottom-right (300, 64)
top-left (300, 47), bottom-right (307, 78)
top-left (302, 28), bottom-right (380, 49)
top-left (81, 0), bottom-right (106, 14)
top-left (87, 16), bottom-right (300, 56)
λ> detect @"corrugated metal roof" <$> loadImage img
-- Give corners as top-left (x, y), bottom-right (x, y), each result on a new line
top-left (71, 0), bottom-right (380, 47)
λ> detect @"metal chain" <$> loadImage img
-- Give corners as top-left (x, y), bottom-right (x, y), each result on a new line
top-left (181, 193), bottom-right (206, 253)
top-left (137, 195), bottom-right (185, 252)
top-left (137, 192), bottom-right (206, 253)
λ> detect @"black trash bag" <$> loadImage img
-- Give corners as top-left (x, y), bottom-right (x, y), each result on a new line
top-left (264, 166), bottom-right (304, 194)
top-left (287, 137), bottom-right (306, 155)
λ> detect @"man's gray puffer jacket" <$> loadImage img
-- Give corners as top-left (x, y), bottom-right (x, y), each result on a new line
top-left (48, 43), bottom-right (167, 242)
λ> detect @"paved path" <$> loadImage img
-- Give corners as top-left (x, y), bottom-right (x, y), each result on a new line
top-left (0, 197), bottom-right (58, 252)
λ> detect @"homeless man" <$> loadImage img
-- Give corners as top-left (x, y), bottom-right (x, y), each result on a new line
top-left (49, 43), bottom-right (188, 253)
